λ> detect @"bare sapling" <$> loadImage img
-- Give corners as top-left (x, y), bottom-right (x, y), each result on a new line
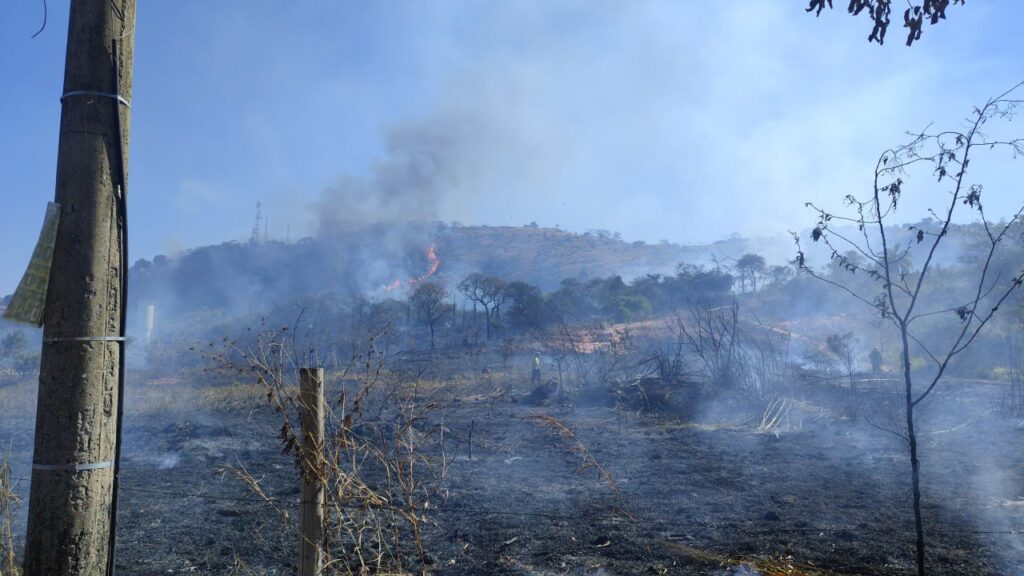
top-left (211, 322), bottom-right (452, 575)
top-left (672, 301), bottom-right (794, 425)
top-left (673, 301), bottom-right (743, 392)
top-left (796, 82), bottom-right (1024, 576)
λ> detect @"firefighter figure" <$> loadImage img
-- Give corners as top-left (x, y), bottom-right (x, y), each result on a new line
top-left (531, 355), bottom-right (542, 386)
top-left (869, 348), bottom-right (883, 374)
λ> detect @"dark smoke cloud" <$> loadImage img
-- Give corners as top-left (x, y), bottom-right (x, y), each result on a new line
top-left (310, 63), bottom-right (567, 239)
top-left (313, 111), bottom-right (492, 235)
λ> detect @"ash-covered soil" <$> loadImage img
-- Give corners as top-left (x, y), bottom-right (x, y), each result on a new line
top-left (3, 371), bottom-right (1023, 575)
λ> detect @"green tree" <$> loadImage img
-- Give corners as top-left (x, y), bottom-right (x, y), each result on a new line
top-left (458, 273), bottom-right (508, 340)
top-left (735, 253), bottom-right (767, 293)
top-left (0, 331), bottom-right (37, 377)
top-left (409, 282), bottom-right (452, 350)
top-left (768, 265), bottom-right (793, 286)
top-left (609, 295), bottom-right (652, 323)
top-left (505, 281), bottom-right (547, 332)
top-left (0, 332), bottom-right (28, 360)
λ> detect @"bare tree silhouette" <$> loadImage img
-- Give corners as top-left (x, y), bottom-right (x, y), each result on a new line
top-left (795, 82), bottom-right (1024, 576)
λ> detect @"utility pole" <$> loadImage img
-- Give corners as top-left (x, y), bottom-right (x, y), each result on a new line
top-left (24, 1), bottom-right (136, 575)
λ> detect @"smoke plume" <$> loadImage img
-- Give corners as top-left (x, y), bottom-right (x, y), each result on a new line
top-left (314, 111), bottom-right (492, 235)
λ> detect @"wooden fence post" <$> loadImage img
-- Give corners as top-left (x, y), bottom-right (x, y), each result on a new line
top-left (299, 368), bottom-right (325, 576)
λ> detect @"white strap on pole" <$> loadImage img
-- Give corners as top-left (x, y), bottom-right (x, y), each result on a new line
top-left (44, 336), bottom-right (127, 343)
top-left (61, 90), bottom-right (131, 108)
top-left (33, 461), bottom-right (114, 472)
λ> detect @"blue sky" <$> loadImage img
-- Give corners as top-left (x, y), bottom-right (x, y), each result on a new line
top-left (2, 1), bottom-right (1023, 292)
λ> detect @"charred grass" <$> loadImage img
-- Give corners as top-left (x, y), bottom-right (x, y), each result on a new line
top-left (0, 356), bottom-right (1021, 574)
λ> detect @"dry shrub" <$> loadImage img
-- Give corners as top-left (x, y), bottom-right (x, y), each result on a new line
top-left (0, 447), bottom-right (19, 576)
top-left (541, 322), bottom-right (638, 396)
top-left (213, 325), bottom-right (451, 575)
top-left (672, 302), bottom-right (784, 395)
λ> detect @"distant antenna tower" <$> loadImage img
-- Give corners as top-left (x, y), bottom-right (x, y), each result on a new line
top-left (251, 202), bottom-right (262, 243)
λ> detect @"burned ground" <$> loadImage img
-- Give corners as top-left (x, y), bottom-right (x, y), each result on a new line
top-left (3, 355), bottom-right (1021, 576)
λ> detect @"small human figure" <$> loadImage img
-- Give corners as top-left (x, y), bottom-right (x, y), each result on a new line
top-left (531, 356), bottom-right (542, 386)
top-left (869, 348), bottom-right (883, 374)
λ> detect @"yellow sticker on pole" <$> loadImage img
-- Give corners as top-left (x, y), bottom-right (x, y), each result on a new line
top-left (4, 203), bottom-right (61, 326)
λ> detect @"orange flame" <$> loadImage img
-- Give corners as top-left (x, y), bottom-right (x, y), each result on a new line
top-left (383, 243), bottom-right (441, 292)
top-left (409, 243), bottom-right (441, 285)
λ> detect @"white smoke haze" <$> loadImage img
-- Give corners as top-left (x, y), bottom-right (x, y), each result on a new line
top-left (6, 4), bottom-right (1024, 574)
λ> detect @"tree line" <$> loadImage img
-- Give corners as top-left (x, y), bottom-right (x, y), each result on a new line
top-left (407, 264), bottom-right (737, 348)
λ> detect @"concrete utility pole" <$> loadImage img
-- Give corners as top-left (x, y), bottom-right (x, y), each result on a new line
top-left (24, 1), bottom-right (136, 575)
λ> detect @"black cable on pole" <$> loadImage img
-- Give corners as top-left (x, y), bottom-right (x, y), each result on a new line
top-left (105, 36), bottom-right (129, 576)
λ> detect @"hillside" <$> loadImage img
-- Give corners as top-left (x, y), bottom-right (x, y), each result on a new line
top-left (434, 225), bottom-right (778, 287)
top-left (127, 223), bottom-right (785, 318)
